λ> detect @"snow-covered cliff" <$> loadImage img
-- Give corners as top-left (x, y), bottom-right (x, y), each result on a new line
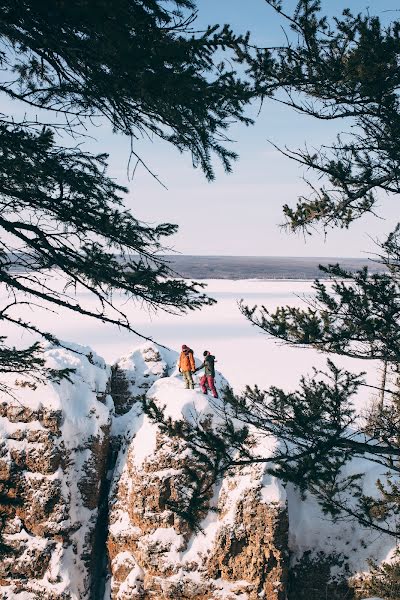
top-left (106, 344), bottom-right (288, 599)
top-left (0, 341), bottom-right (396, 600)
top-left (0, 343), bottom-right (112, 599)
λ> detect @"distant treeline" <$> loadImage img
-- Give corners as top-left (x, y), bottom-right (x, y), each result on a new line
top-left (162, 255), bottom-right (387, 280)
top-left (6, 253), bottom-right (387, 280)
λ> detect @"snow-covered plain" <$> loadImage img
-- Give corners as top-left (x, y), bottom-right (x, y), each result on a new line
top-left (2, 278), bottom-right (380, 403)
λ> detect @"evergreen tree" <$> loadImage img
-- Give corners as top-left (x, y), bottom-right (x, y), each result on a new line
top-left (357, 554), bottom-right (400, 599)
top-left (234, 0), bottom-right (400, 538)
top-left (240, 2), bottom-right (400, 591)
top-left (245, 0), bottom-right (400, 232)
top-left (143, 3), bottom-right (400, 592)
top-left (0, 0), bottom-right (253, 389)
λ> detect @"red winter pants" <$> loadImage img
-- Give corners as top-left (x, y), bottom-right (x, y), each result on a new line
top-left (200, 375), bottom-right (218, 398)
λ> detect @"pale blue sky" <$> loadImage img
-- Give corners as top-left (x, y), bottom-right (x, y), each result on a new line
top-left (103, 0), bottom-right (399, 258)
top-left (7, 0), bottom-right (400, 257)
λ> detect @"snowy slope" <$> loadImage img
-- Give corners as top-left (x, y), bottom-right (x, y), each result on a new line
top-left (0, 278), bottom-right (382, 396)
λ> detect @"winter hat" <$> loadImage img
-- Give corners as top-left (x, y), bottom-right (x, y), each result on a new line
top-left (203, 350), bottom-right (209, 356)
top-left (182, 344), bottom-right (188, 350)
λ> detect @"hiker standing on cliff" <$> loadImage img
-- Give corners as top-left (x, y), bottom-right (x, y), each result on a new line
top-left (178, 344), bottom-right (195, 389)
top-left (195, 350), bottom-right (218, 398)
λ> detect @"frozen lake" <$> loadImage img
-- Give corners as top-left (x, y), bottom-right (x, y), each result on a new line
top-left (2, 278), bottom-right (380, 407)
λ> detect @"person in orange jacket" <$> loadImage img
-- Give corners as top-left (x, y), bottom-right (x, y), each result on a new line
top-left (178, 344), bottom-right (195, 389)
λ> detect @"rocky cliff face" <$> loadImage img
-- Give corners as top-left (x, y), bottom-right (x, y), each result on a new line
top-left (104, 344), bottom-right (398, 600)
top-left (0, 342), bottom-right (396, 600)
top-left (0, 343), bottom-right (112, 599)
top-left (106, 344), bottom-right (288, 599)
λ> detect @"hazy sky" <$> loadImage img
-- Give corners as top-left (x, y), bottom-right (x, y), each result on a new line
top-left (10, 0), bottom-right (400, 257)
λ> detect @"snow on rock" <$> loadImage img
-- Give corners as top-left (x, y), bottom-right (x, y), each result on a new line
top-left (287, 456), bottom-right (396, 599)
top-left (110, 344), bottom-right (173, 416)
top-left (287, 481), bottom-right (395, 599)
top-left (107, 342), bottom-right (289, 599)
top-left (106, 342), bottom-right (398, 600)
top-left (0, 339), bottom-right (396, 600)
top-left (0, 342), bottom-right (112, 600)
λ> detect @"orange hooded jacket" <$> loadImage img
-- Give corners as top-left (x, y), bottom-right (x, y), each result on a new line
top-left (179, 348), bottom-right (195, 372)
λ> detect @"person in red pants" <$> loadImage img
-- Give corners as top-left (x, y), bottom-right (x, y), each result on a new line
top-left (195, 350), bottom-right (218, 398)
